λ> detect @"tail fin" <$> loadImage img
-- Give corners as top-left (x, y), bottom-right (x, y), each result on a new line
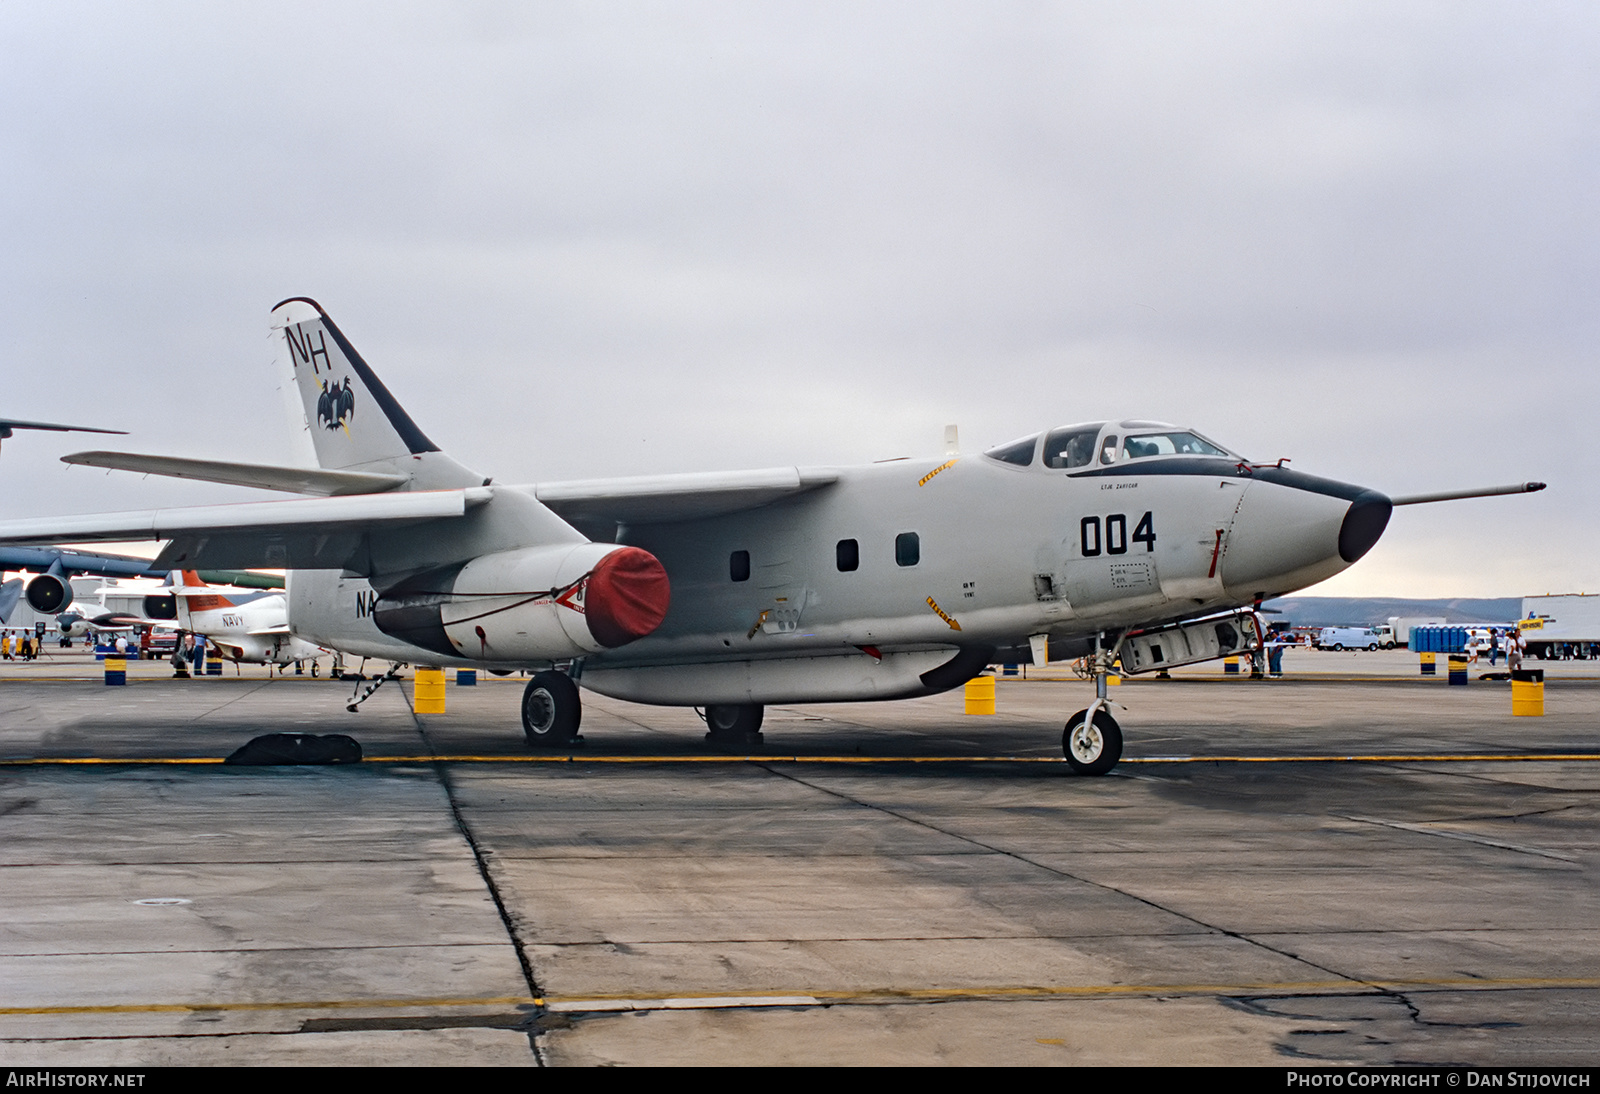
top-left (175, 570), bottom-right (235, 613)
top-left (272, 298), bottom-right (479, 487)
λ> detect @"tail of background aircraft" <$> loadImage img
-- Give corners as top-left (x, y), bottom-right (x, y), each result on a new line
top-left (175, 570), bottom-right (235, 614)
top-left (271, 298), bottom-right (482, 490)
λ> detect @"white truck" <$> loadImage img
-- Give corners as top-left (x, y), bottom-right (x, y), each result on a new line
top-left (1316, 626), bottom-right (1383, 651)
top-left (1373, 616), bottom-right (1446, 649)
top-left (1519, 595), bottom-right (1600, 660)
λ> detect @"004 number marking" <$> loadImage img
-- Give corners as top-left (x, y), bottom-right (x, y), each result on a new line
top-left (1081, 512), bottom-right (1155, 557)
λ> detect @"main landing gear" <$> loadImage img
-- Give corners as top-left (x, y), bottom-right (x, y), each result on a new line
top-left (1063, 633), bottom-right (1124, 775)
top-left (703, 703), bottom-right (764, 748)
top-left (522, 671), bottom-right (582, 746)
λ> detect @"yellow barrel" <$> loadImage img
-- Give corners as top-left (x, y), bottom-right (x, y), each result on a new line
top-left (1106, 673), bottom-right (1121, 686)
top-left (964, 674), bottom-right (996, 715)
top-left (1223, 657), bottom-right (1239, 675)
top-left (1511, 669), bottom-right (1544, 717)
top-left (413, 667), bottom-right (447, 714)
top-left (1419, 651), bottom-right (1436, 676)
top-left (103, 657), bottom-right (127, 686)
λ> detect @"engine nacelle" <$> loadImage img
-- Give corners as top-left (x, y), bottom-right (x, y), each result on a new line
top-left (373, 543), bottom-right (670, 662)
top-left (143, 594), bottom-right (177, 620)
top-left (26, 574), bottom-right (72, 613)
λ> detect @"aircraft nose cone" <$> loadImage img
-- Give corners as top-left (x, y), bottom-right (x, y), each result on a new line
top-left (585, 546), bottom-right (671, 648)
top-left (1338, 490), bottom-right (1393, 563)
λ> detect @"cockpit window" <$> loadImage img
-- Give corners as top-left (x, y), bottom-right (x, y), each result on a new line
top-left (1042, 426), bottom-right (1102, 469)
top-left (1122, 432), bottom-right (1231, 459)
top-left (984, 434), bottom-right (1038, 467)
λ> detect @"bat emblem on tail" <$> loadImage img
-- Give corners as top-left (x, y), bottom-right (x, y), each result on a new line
top-left (317, 378), bottom-right (356, 432)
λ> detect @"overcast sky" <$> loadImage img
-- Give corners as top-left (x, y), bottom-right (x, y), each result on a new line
top-left (1, 2), bottom-right (1594, 597)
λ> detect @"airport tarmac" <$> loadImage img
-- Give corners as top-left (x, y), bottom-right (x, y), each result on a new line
top-left (1, 647), bottom-right (1597, 1066)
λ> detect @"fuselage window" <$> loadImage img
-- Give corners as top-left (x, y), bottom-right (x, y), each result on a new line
top-left (1042, 427), bottom-right (1101, 469)
top-left (895, 532), bottom-right (920, 567)
top-left (1099, 435), bottom-right (1119, 464)
top-left (836, 539), bottom-right (859, 572)
top-left (984, 434), bottom-right (1038, 466)
top-left (730, 550), bottom-right (750, 582)
top-left (1122, 432), bottom-right (1230, 459)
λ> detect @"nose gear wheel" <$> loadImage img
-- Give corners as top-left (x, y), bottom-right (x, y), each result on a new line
top-left (1063, 707), bottom-right (1122, 775)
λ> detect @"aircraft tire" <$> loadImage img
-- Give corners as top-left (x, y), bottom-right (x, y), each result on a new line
top-left (1062, 708), bottom-right (1122, 775)
top-left (522, 671), bottom-right (581, 746)
top-left (705, 703), bottom-right (764, 740)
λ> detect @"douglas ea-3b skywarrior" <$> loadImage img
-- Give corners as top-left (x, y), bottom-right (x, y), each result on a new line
top-left (0, 299), bottom-right (1544, 773)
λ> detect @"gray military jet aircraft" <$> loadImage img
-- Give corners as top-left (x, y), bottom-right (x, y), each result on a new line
top-left (0, 299), bottom-right (1543, 773)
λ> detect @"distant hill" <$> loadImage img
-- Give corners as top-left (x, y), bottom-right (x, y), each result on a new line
top-left (1259, 596), bottom-right (1522, 628)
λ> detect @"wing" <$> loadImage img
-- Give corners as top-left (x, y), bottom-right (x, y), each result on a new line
top-left (531, 467), bottom-right (839, 540)
top-left (0, 545), bottom-right (165, 579)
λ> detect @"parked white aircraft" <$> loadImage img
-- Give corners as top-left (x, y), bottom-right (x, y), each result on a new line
top-left (153, 570), bottom-right (327, 668)
top-left (0, 299), bottom-right (1544, 772)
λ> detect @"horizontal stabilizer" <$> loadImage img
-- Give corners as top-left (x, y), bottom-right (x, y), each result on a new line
top-left (247, 625), bottom-right (292, 636)
top-left (64, 451), bottom-right (407, 496)
top-left (1390, 482), bottom-right (1547, 506)
top-left (0, 488), bottom-right (490, 571)
top-left (532, 467), bottom-right (839, 537)
top-left (0, 418), bottom-right (125, 436)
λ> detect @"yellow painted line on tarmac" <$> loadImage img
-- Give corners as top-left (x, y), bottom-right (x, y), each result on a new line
top-left (10, 975), bottom-right (1600, 1019)
top-left (0, 757), bottom-right (227, 766)
top-left (0, 995), bottom-right (535, 1018)
top-left (545, 974), bottom-right (1600, 1010)
top-left (1125, 753), bottom-right (1600, 764)
top-left (4, 752), bottom-right (1600, 768)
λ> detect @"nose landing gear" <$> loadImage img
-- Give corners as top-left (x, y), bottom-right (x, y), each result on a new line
top-left (1063, 633), bottom-right (1124, 775)
top-left (1063, 706), bottom-right (1122, 775)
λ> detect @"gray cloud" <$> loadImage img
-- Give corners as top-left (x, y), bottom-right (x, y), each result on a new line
top-left (1, 1), bottom-right (1593, 596)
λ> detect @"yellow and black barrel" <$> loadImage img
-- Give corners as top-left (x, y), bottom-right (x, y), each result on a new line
top-left (414, 667), bottom-right (446, 714)
top-left (1419, 651), bottom-right (1436, 676)
top-left (103, 657), bottom-right (127, 686)
top-left (1223, 656), bottom-right (1240, 675)
top-left (1447, 654), bottom-right (1468, 686)
top-left (964, 673), bottom-right (996, 715)
top-left (1511, 668), bottom-right (1544, 717)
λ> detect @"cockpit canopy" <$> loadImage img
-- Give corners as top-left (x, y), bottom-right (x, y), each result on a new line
top-left (984, 420), bottom-right (1238, 469)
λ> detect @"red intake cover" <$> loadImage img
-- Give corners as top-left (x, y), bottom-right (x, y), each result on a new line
top-left (585, 546), bottom-right (671, 648)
